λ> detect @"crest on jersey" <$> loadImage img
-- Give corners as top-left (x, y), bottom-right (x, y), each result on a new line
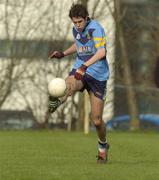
top-left (86, 33), bottom-right (91, 40)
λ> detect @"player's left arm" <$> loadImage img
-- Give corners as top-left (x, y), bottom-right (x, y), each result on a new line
top-left (84, 26), bottom-right (107, 67)
top-left (83, 48), bottom-right (106, 67)
top-left (74, 27), bottom-right (107, 80)
top-left (74, 48), bottom-right (106, 80)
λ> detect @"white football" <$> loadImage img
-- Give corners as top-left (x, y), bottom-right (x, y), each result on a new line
top-left (48, 78), bottom-right (66, 97)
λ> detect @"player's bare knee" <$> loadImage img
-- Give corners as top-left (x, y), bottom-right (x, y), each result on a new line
top-left (65, 78), bottom-right (75, 96)
top-left (65, 82), bottom-right (73, 96)
top-left (92, 115), bottom-right (102, 129)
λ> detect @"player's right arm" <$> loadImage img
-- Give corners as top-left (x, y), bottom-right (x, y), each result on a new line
top-left (49, 43), bottom-right (76, 59)
top-left (63, 43), bottom-right (77, 56)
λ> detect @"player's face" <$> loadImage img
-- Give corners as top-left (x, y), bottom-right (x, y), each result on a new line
top-left (72, 17), bottom-right (87, 32)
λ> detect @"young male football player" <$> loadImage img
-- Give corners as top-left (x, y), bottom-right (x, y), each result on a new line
top-left (49, 4), bottom-right (110, 164)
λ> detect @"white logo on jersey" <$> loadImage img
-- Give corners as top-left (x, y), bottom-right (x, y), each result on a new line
top-left (76, 33), bottom-right (80, 39)
top-left (78, 46), bottom-right (92, 53)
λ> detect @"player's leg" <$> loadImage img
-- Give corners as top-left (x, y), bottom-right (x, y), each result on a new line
top-left (49, 75), bottom-right (84, 113)
top-left (89, 92), bottom-right (106, 141)
top-left (64, 75), bottom-right (84, 99)
top-left (89, 92), bottom-right (109, 163)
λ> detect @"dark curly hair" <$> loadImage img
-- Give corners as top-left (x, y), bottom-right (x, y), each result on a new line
top-left (69, 4), bottom-right (89, 19)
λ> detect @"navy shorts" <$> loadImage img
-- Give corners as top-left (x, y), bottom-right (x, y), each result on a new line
top-left (69, 69), bottom-right (107, 100)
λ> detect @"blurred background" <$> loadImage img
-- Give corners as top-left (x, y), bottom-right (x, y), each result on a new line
top-left (0, 0), bottom-right (159, 132)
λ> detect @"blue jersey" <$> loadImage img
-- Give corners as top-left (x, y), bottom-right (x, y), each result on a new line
top-left (72, 19), bottom-right (109, 81)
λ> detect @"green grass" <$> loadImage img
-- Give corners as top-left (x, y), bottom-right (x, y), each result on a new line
top-left (0, 130), bottom-right (159, 180)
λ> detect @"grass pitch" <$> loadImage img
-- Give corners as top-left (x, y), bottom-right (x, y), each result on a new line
top-left (0, 130), bottom-right (159, 180)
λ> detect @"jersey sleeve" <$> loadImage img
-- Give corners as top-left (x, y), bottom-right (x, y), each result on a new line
top-left (92, 26), bottom-right (107, 50)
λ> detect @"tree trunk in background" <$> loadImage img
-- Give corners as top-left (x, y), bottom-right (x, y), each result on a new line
top-left (76, 0), bottom-right (91, 132)
top-left (84, 91), bottom-right (90, 134)
top-left (76, 93), bottom-right (85, 130)
top-left (79, 0), bottom-right (88, 7)
top-left (114, 0), bottom-right (139, 130)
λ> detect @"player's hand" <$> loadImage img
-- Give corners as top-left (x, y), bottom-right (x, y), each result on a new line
top-left (49, 50), bottom-right (64, 59)
top-left (74, 64), bottom-right (88, 80)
